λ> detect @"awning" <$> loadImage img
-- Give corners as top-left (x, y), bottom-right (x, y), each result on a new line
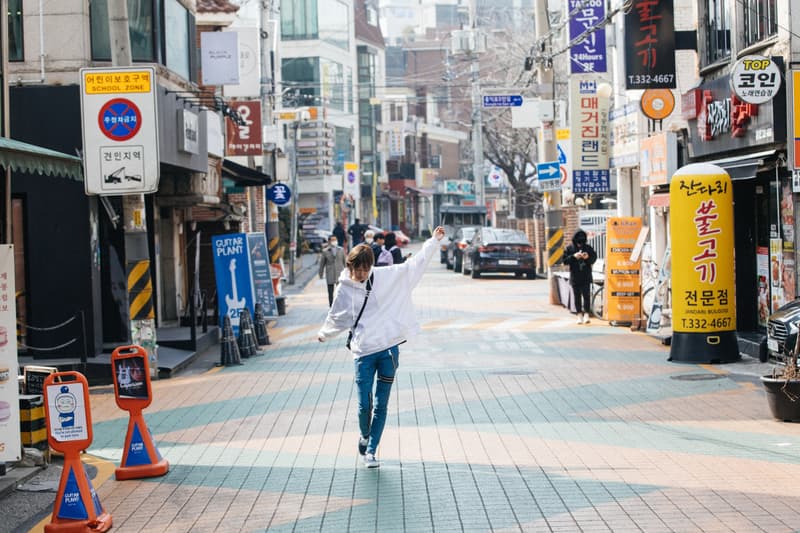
top-left (222, 158), bottom-right (271, 186)
top-left (0, 137), bottom-right (83, 180)
top-left (647, 193), bottom-right (670, 207)
top-left (405, 185), bottom-right (434, 196)
top-left (704, 149), bottom-right (777, 181)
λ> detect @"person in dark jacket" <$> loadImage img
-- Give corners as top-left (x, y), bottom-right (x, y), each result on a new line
top-left (348, 218), bottom-right (367, 246)
top-left (563, 229), bottom-right (597, 324)
top-left (371, 232), bottom-right (385, 264)
top-left (333, 222), bottom-right (347, 250)
top-left (384, 232), bottom-right (404, 264)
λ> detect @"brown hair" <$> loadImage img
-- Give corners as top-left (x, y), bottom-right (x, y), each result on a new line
top-left (346, 243), bottom-right (374, 271)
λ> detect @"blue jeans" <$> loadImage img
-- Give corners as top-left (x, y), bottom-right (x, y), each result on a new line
top-left (354, 346), bottom-right (399, 455)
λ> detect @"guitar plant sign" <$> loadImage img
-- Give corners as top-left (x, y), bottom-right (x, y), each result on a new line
top-left (212, 233), bottom-right (255, 336)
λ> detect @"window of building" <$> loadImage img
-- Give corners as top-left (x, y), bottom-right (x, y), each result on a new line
top-left (366, 4), bottom-right (378, 26)
top-left (742, 0), bottom-right (777, 46)
top-left (8, 0), bottom-right (22, 61)
top-left (282, 57), bottom-right (320, 106)
top-left (704, 0), bottom-right (730, 64)
top-left (281, 0), bottom-right (318, 40)
top-left (334, 126), bottom-right (352, 174)
top-left (320, 0), bottom-right (349, 50)
top-left (90, 0), bottom-right (155, 62)
top-left (165, 0), bottom-right (190, 80)
top-left (321, 59), bottom-right (345, 111)
top-left (346, 67), bottom-right (353, 113)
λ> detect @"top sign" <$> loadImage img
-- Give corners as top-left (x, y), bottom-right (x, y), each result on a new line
top-left (483, 95), bottom-right (523, 107)
top-left (80, 66), bottom-right (160, 196)
top-left (731, 55), bottom-right (782, 105)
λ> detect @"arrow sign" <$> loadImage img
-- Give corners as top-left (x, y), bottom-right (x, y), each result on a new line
top-left (537, 161), bottom-right (560, 180)
top-left (482, 95), bottom-right (523, 108)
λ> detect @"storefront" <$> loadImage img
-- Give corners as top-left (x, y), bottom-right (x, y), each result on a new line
top-left (683, 74), bottom-right (789, 332)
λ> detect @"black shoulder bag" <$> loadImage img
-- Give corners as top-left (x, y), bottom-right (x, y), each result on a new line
top-left (346, 273), bottom-right (373, 350)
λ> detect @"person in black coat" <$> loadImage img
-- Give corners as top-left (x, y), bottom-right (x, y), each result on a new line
top-left (384, 232), bottom-right (404, 264)
top-left (563, 229), bottom-right (597, 324)
top-left (333, 222), bottom-right (347, 250)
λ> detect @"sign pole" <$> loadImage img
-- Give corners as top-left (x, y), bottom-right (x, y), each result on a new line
top-left (107, 3), bottom-right (159, 377)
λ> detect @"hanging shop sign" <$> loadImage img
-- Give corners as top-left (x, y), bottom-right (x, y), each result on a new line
top-left (730, 55), bottom-right (781, 105)
top-left (226, 100), bottom-right (262, 156)
top-left (569, 76), bottom-right (610, 193)
top-left (609, 103), bottom-right (640, 168)
top-left (80, 66), bottom-right (160, 195)
top-left (568, 0), bottom-right (607, 73)
top-left (624, 0), bottom-right (676, 89)
top-left (684, 71), bottom-right (786, 159)
top-left (640, 132), bottom-right (678, 187)
top-left (791, 70), bottom-right (800, 171)
top-left (640, 89), bottom-right (675, 121)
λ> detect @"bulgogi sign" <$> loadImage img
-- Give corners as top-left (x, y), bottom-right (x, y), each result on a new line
top-left (624, 0), bottom-right (676, 90)
top-left (568, 0), bottom-right (607, 73)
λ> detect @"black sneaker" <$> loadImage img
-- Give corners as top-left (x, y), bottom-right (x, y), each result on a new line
top-left (358, 436), bottom-right (368, 455)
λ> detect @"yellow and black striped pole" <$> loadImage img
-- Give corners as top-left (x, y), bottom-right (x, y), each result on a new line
top-left (127, 259), bottom-right (154, 320)
top-left (547, 227), bottom-right (564, 270)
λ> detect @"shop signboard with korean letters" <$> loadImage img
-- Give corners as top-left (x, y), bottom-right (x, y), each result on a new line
top-left (569, 76), bottom-right (610, 193)
top-left (80, 66), bottom-right (160, 195)
top-left (0, 245), bottom-right (19, 462)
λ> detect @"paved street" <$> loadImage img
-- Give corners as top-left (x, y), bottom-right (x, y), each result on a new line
top-left (12, 245), bottom-right (800, 532)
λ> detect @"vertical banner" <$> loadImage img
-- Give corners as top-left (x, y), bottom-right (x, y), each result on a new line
top-left (212, 233), bottom-right (255, 335)
top-left (624, 0), bottom-right (676, 89)
top-left (0, 245), bottom-right (19, 462)
top-left (792, 70), bottom-right (800, 170)
top-left (343, 162), bottom-right (360, 197)
top-left (246, 233), bottom-right (279, 318)
top-left (770, 238), bottom-right (784, 312)
top-left (757, 247), bottom-right (770, 327)
top-left (223, 27), bottom-right (262, 98)
top-left (669, 163), bottom-right (738, 363)
top-left (605, 218), bottom-right (643, 322)
top-left (570, 76), bottom-right (610, 193)
top-left (568, 0), bottom-right (607, 73)
top-left (226, 100), bottom-right (262, 156)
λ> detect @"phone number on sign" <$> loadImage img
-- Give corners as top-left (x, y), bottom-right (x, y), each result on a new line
top-left (680, 317), bottom-right (732, 329)
top-left (627, 74), bottom-right (675, 85)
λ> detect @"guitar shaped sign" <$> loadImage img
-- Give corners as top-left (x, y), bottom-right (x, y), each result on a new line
top-left (225, 258), bottom-right (246, 318)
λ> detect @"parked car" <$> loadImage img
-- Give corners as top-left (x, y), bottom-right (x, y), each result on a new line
top-left (766, 300), bottom-right (800, 363)
top-left (446, 226), bottom-right (477, 272)
top-left (439, 224), bottom-right (454, 263)
top-left (368, 225), bottom-right (410, 247)
top-left (461, 228), bottom-right (537, 279)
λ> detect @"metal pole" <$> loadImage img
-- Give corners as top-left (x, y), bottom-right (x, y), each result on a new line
top-left (471, 56), bottom-right (484, 210)
top-left (288, 121), bottom-right (298, 284)
top-left (260, 2), bottom-right (280, 265)
top-left (2, 0), bottom-right (10, 244)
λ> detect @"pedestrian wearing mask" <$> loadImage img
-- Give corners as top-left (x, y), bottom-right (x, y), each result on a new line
top-left (318, 226), bottom-right (447, 468)
top-left (319, 235), bottom-right (346, 306)
top-left (383, 232), bottom-right (404, 265)
top-left (563, 229), bottom-right (597, 324)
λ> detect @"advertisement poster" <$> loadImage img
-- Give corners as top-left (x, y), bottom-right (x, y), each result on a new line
top-left (114, 356), bottom-right (148, 399)
top-left (605, 217), bottom-right (643, 322)
top-left (0, 245), bottom-right (19, 462)
top-left (46, 382), bottom-right (89, 442)
top-left (757, 247), bottom-right (770, 327)
top-left (781, 179), bottom-right (795, 243)
top-left (247, 233), bottom-right (279, 318)
top-left (770, 238), bottom-right (784, 311)
top-left (212, 233), bottom-right (255, 336)
top-left (784, 248), bottom-right (796, 302)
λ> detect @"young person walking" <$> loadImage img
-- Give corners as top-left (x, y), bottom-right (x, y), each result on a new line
top-left (317, 226), bottom-right (446, 468)
top-left (318, 235), bottom-right (346, 306)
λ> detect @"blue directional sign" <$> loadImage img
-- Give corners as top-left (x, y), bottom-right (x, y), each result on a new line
top-left (267, 183), bottom-right (291, 206)
top-left (537, 161), bottom-right (560, 180)
top-left (482, 95), bottom-right (523, 108)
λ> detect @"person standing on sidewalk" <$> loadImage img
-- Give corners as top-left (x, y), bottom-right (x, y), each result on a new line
top-left (317, 226), bottom-right (447, 468)
top-left (318, 235), bottom-right (346, 306)
top-left (348, 218), bottom-right (366, 246)
top-left (563, 229), bottom-right (597, 324)
top-left (332, 221), bottom-right (347, 250)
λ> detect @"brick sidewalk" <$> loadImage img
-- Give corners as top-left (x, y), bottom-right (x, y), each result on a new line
top-left (31, 253), bottom-right (800, 532)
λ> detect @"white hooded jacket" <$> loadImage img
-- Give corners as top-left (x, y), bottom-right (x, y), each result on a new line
top-left (317, 236), bottom-right (438, 358)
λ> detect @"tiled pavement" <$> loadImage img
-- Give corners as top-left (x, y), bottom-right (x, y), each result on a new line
top-left (27, 247), bottom-right (800, 532)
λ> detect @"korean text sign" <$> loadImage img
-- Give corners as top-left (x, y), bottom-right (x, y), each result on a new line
top-left (569, 77), bottom-right (610, 193)
top-left (624, 0), bottom-right (676, 90)
top-left (0, 245), bottom-right (18, 462)
top-left (605, 217), bottom-right (643, 322)
top-left (226, 100), bottom-right (262, 156)
top-left (670, 164), bottom-right (736, 334)
top-left (568, 0), bottom-right (607, 73)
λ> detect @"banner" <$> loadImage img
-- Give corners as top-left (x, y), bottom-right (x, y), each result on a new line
top-left (568, 0), bottom-right (607, 73)
top-left (247, 233), bottom-right (279, 318)
top-left (624, 0), bottom-right (676, 89)
top-left (212, 233), bottom-right (255, 336)
top-left (605, 218), bottom-right (643, 322)
top-left (569, 76), bottom-right (610, 193)
top-left (223, 27), bottom-right (261, 98)
top-left (0, 245), bottom-right (18, 462)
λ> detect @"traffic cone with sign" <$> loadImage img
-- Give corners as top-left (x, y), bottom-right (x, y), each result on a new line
top-left (220, 315), bottom-right (242, 366)
top-left (254, 303), bottom-right (271, 346)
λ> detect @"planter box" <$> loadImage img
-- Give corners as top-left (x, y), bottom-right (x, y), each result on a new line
top-left (761, 376), bottom-right (800, 422)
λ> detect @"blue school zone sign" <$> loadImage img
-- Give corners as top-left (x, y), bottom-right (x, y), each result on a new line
top-left (212, 233), bottom-right (255, 336)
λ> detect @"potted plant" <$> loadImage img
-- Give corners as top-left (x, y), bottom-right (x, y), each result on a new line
top-left (761, 325), bottom-right (800, 422)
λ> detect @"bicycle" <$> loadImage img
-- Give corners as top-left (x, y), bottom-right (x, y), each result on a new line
top-left (591, 281), bottom-right (604, 319)
top-left (640, 258), bottom-right (660, 320)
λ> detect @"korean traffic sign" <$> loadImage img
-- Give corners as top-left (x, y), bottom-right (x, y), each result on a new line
top-left (537, 161), bottom-right (561, 191)
top-left (482, 95), bottom-right (523, 108)
top-left (80, 66), bottom-right (160, 195)
top-left (267, 183), bottom-right (291, 206)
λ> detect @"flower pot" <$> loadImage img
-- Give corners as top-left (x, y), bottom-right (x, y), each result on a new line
top-left (761, 376), bottom-right (800, 422)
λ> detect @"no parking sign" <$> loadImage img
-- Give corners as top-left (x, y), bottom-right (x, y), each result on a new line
top-left (80, 66), bottom-right (160, 195)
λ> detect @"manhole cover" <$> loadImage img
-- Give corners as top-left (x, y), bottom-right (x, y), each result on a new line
top-left (670, 373), bottom-right (725, 381)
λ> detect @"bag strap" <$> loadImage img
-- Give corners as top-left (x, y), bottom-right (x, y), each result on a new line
top-left (351, 273), bottom-right (373, 332)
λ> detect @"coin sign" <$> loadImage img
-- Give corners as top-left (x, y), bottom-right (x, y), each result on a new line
top-left (98, 98), bottom-right (142, 141)
top-left (731, 55), bottom-right (781, 105)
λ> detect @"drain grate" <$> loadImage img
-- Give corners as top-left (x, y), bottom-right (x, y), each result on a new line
top-left (670, 373), bottom-right (725, 381)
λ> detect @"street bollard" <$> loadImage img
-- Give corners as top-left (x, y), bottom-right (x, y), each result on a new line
top-left (254, 303), bottom-right (271, 346)
top-left (237, 307), bottom-right (259, 357)
top-left (220, 316), bottom-right (243, 366)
